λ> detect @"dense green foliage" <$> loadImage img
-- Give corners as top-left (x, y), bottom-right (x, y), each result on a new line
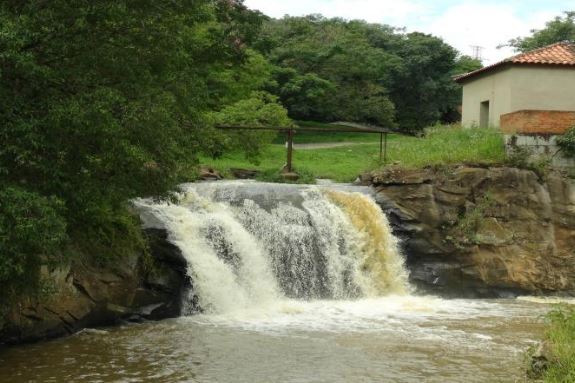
top-left (256, 16), bottom-right (467, 132)
top-left (0, 188), bottom-right (67, 301)
top-left (538, 306), bottom-right (575, 382)
top-left (508, 11), bottom-right (575, 52)
top-left (0, 0), bottom-right (287, 299)
top-left (557, 126), bottom-right (575, 159)
top-left (212, 91), bottom-right (294, 162)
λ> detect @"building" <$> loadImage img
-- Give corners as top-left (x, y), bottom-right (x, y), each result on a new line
top-left (456, 42), bottom-right (575, 168)
top-left (456, 42), bottom-right (575, 130)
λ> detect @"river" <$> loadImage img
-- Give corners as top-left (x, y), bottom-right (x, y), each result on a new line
top-left (0, 181), bottom-right (555, 382)
top-left (0, 296), bottom-right (549, 382)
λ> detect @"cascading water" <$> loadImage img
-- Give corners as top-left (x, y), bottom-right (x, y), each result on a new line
top-left (135, 181), bottom-right (410, 314)
top-left (2, 180), bottom-right (553, 382)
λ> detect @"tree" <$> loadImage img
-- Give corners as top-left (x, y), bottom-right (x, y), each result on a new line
top-left (0, 0), bottom-right (274, 297)
top-left (212, 91), bottom-right (294, 162)
top-left (453, 55), bottom-right (483, 75)
top-left (507, 11), bottom-right (575, 52)
top-left (387, 32), bottom-right (459, 132)
top-left (257, 16), bottom-right (399, 128)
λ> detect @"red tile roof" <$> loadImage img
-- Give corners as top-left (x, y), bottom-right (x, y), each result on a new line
top-left (455, 42), bottom-right (575, 83)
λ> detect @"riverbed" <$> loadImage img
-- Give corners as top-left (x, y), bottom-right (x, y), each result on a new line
top-left (0, 296), bottom-right (549, 383)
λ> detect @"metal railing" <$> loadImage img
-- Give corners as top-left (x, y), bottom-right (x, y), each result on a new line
top-left (216, 123), bottom-right (391, 173)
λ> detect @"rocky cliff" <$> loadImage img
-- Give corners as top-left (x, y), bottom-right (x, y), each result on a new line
top-left (365, 166), bottom-right (575, 297)
top-left (0, 229), bottom-right (189, 346)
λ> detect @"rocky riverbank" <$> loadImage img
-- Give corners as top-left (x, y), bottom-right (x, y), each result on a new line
top-left (0, 229), bottom-right (189, 346)
top-left (365, 165), bottom-right (575, 297)
top-left (3, 165), bottom-right (574, 346)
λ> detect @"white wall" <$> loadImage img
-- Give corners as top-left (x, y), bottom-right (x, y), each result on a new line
top-left (509, 66), bottom-right (575, 112)
top-left (461, 68), bottom-right (512, 127)
top-left (461, 66), bottom-right (575, 128)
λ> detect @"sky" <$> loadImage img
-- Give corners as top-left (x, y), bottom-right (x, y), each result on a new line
top-left (243, 0), bottom-right (573, 64)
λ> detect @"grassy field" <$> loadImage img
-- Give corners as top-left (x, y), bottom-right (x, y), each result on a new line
top-left (271, 121), bottom-right (384, 144)
top-left (201, 125), bottom-right (506, 183)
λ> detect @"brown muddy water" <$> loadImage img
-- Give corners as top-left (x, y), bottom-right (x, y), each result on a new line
top-left (0, 296), bottom-right (551, 383)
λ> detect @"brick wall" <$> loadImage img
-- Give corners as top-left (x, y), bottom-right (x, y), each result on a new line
top-left (500, 110), bottom-right (575, 134)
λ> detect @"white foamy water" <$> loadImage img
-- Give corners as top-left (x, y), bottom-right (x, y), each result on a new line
top-left (134, 181), bottom-right (409, 314)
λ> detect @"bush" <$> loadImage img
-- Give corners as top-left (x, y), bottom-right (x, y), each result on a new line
top-left (0, 187), bottom-right (67, 301)
top-left (557, 126), bottom-right (575, 159)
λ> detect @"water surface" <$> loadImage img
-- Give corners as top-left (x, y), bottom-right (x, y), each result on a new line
top-left (0, 296), bottom-right (548, 383)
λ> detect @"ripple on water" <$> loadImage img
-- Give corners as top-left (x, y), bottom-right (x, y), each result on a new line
top-left (0, 297), bottom-right (551, 383)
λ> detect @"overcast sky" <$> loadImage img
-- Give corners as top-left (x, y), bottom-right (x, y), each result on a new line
top-left (243, 0), bottom-right (572, 64)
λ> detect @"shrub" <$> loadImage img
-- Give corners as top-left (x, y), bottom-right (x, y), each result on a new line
top-left (0, 187), bottom-right (67, 302)
top-left (557, 126), bottom-right (575, 159)
top-left (538, 306), bottom-right (575, 383)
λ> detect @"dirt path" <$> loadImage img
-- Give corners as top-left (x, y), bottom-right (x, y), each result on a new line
top-left (292, 142), bottom-right (375, 150)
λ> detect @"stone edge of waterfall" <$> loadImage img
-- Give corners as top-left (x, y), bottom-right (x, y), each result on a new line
top-left (365, 165), bottom-right (575, 298)
top-left (0, 228), bottom-right (190, 347)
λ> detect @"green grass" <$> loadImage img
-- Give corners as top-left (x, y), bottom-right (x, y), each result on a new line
top-left (388, 125), bottom-right (505, 168)
top-left (539, 306), bottom-right (575, 382)
top-left (202, 125), bottom-right (506, 183)
top-left (201, 144), bottom-right (382, 182)
top-left (271, 120), bottom-right (385, 144)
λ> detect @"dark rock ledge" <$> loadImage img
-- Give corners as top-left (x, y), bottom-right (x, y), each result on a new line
top-left (0, 228), bottom-right (189, 346)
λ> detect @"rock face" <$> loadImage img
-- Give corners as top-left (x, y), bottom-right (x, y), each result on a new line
top-left (0, 229), bottom-right (189, 346)
top-left (366, 166), bottom-right (575, 297)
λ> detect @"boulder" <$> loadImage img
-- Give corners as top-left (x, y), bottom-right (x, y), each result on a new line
top-left (0, 228), bottom-right (189, 346)
top-left (370, 165), bottom-right (575, 297)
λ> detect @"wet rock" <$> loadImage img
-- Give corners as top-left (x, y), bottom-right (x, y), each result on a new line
top-left (528, 341), bottom-right (553, 379)
top-left (0, 229), bottom-right (189, 346)
top-left (370, 165), bottom-right (575, 297)
top-left (231, 168), bottom-right (260, 179)
top-left (199, 166), bottom-right (222, 181)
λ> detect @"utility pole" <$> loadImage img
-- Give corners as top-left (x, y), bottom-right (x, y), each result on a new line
top-left (470, 45), bottom-right (484, 61)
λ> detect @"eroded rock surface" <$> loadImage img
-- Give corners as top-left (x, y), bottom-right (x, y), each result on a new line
top-left (0, 229), bottom-right (188, 345)
top-left (366, 166), bottom-right (575, 297)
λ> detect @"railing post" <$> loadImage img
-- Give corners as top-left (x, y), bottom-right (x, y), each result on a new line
top-left (379, 132), bottom-right (383, 162)
top-left (384, 132), bottom-right (388, 164)
top-left (286, 129), bottom-right (294, 173)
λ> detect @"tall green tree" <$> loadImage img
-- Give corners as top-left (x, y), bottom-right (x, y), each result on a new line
top-left (256, 16), bottom-right (462, 132)
top-left (257, 16), bottom-right (399, 128)
top-left (507, 11), bottom-right (575, 52)
top-left (384, 32), bottom-right (459, 132)
top-left (0, 0), bottom-right (278, 298)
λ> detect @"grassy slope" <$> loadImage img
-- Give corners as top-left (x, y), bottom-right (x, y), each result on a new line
top-left (202, 125), bottom-right (506, 183)
top-left (539, 307), bottom-right (575, 383)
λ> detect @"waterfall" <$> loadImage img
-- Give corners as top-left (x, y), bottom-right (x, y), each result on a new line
top-left (135, 181), bottom-right (410, 314)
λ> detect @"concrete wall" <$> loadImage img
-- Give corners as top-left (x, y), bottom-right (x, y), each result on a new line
top-left (461, 68), bottom-right (512, 127)
top-left (504, 134), bottom-right (575, 169)
top-left (509, 66), bottom-right (575, 112)
top-left (461, 66), bottom-right (575, 128)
